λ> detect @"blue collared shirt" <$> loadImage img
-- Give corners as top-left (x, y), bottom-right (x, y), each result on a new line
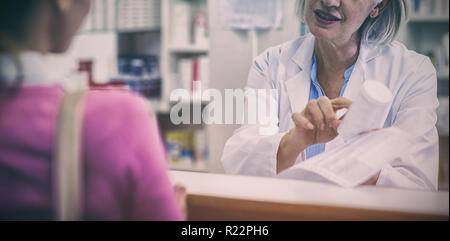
top-left (305, 55), bottom-right (355, 159)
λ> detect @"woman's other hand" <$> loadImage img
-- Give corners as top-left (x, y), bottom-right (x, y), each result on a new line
top-left (277, 97), bottom-right (352, 174)
top-left (359, 129), bottom-right (382, 186)
top-left (361, 171), bottom-right (381, 186)
top-left (174, 184), bottom-right (187, 220)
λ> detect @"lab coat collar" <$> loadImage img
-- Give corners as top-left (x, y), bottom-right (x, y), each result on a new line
top-left (290, 34), bottom-right (382, 70)
top-left (1, 52), bottom-right (47, 85)
top-left (0, 51), bottom-right (83, 91)
top-left (284, 36), bottom-right (313, 113)
top-left (291, 34), bottom-right (316, 71)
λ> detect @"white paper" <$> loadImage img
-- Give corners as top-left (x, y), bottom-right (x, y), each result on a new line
top-left (220, 0), bottom-right (283, 29)
top-left (278, 127), bottom-right (413, 188)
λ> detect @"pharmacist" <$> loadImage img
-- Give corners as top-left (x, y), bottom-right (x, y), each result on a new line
top-left (221, 0), bottom-right (439, 190)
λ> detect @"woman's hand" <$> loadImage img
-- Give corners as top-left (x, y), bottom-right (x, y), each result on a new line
top-left (293, 97), bottom-right (353, 147)
top-left (277, 97), bottom-right (353, 174)
top-left (174, 184), bottom-right (187, 220)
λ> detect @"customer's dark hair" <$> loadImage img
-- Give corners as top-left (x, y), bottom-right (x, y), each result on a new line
top-left (0, 0), bottom-right (39, 93)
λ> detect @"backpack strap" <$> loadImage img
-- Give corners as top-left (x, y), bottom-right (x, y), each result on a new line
top-left (53, 91), bottom-right (86, 221)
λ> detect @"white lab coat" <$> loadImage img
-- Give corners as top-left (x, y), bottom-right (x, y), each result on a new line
top-left (221, 34), bottom-right (440, 191)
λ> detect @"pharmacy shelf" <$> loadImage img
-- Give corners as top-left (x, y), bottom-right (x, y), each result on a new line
top-left (169, 94), bottom-right (211, 104)
top-left (409, 15), bottom-right (449, 23)
top-left (437, 70), bottom-right (449, 80)
top-left (148, 99), bottom-right (170, 114)
top-left (78, 30), bottom-right (116, 35)
top-left (148, 97), bottom-right (210, 115)
top-left (169, 162), bottom-right (208, 173)
top-left (116, 27), bottom-right (161, 34)
top-left (168, 45), bottom-right (210, 54)
top-left (160, 0), bottom-right (211, 174)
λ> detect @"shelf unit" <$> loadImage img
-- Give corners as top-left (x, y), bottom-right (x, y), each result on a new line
top-left (437, 70), bottom-right (449, 80)
top-left (160, 0), bottom-right (211, 172)
top-left (161, 0), bottom-right (210, 104)
top-left (409, 15), bottom-right (449, 23)
top-left (399, 2), bottom-right (449, 96)
top-left (109, 0), bottom-right (211, 173)
top-left (68, 0), bottom-right (211, 173)
top-left (168, 45), bottom-right (209, 54)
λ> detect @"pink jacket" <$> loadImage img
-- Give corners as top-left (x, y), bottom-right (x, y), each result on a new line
top-left (0, 86), bottom-right (182, 220)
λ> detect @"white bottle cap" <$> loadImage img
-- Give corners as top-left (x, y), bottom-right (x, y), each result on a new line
top-left (361, 80), bottom-right (393, 105)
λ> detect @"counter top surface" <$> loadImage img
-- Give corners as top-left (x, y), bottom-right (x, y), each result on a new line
top-left (169, 171), bottom-right (449, 216)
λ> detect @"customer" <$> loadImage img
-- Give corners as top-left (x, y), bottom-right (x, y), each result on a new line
top-left (0, 0), bottom-right (183, 220)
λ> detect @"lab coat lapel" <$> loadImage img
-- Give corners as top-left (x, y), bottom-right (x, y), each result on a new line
top-left (341, 60), bottom-right (365, 101)
top-left (326, 43), bottom-right (382, 151)
top-left (342, 43), bottom-right (381, 101)
top-left (284, 35), bottom-right (315, 114)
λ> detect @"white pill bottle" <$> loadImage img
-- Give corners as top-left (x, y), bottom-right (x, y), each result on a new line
top-left (338, 80), bottom-right (394, 141)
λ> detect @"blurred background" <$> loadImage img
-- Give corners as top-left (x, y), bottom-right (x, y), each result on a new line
top-left (47, 0), bottom-right (449, 190)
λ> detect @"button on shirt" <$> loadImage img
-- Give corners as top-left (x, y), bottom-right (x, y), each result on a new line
top-left (305, 55), bottom-right (355, 159)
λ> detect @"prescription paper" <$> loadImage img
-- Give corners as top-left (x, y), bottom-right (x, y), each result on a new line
top-left (278, 127), bottom-right (412, 188)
